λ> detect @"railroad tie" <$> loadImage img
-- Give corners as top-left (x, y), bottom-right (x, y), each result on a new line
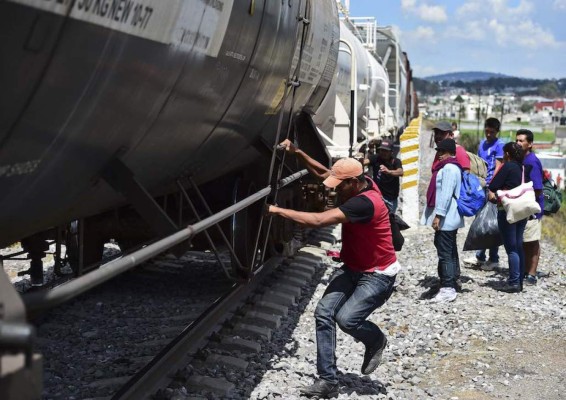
top-left (243, 310), bottom-right (282, 329)
top-left (252, 300), bottom-right (289, 317)
top-left (204, 354), bottom-right (248, 371)
top-left (217, 337), bottom-right (261, 353)
top-left (231, 322), bottom-right (272, 340)
top-left (186, 375), bottom-right (235, 397)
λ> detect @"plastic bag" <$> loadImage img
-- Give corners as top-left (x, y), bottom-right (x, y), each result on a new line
top-left (463, 202), bottom-right (502, 251)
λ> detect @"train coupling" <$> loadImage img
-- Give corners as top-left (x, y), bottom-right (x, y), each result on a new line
top-left (0, 322), bottom-right (36, 369)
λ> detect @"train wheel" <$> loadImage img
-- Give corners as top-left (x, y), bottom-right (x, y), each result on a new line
top-left (230, 178), bottom-right (263, 276)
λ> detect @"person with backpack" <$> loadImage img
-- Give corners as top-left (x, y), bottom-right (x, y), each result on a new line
top-left (464, 117), bottom-right (504, 271)
top-left (431, 121), bottom-right (470, 171)
top-left (516, 129), bottom-right (548, 284)
top-left (269, 139), bottom-right (400, 398)
top-left (543, 175), bottom-right (562, 214)
top-left (422, 139), bottom-right (464, 303)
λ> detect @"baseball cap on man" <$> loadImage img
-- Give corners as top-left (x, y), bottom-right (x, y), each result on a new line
top-left (378, 140), bottom-right (394, 151)
top-left (433, 121), bottom-right (452, 132)
top-left (322, 158), bottom-right (363, 188)
top-left (435, 138), bottom-right (456, 154)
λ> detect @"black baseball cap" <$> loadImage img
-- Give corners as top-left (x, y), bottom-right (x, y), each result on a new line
top-left (378, 140), bottom-right (394, 151)
top-left (435, 138), bottom-right (456, 154)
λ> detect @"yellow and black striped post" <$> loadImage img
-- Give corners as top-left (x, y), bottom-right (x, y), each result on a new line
top-left (399, 115), bottom-right (422, 225)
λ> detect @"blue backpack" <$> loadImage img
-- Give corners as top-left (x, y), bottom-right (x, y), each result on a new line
top-left (456, 171), bottom-right (486, 216)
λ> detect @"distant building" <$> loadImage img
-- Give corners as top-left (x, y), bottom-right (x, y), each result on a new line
top-left (535, 99), bottom-right (565, 113)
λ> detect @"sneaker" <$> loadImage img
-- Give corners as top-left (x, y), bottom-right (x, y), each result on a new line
top-left (361, 332), bottom-right (388, 375)
top-left (498, 283), bottom-right (522, 293)
top-left (536, 270), bottom-right (550, 278)
top-left (463, 257), bottom-right (484, 268)
top-left (524, 274), bottom-right (537, 286)
top-left (481, 261), bottom-right (499, 271)
top-left (430, 287), bottom-right (457, 303)
top-left (455, 278), bottom-right (463, 293)
top-left (299, 379), bottom-right (339, 398)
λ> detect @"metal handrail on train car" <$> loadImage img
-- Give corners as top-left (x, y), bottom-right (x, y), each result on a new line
top-left (278, 169), bottom-right (309, 189)
top-left (23, 169), bottom-right (308, 313)
top-left (23, 187), bottom-right (271, 313)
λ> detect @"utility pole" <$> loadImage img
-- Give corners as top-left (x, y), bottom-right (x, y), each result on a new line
top-left (500, 99), bottom-right (505, 124)
top-left (476, 89), bottom-right (482, 141)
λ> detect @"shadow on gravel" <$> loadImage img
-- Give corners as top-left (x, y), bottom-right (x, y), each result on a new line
top-left (478, 267), bottom-right (510, 291)
top-left (417, 274), bottom-right (474, 299)
top-left (336, 372), bottom-right (387, 396)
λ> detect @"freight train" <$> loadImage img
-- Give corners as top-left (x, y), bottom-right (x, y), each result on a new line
top-left (0, 1), bottom-right (417, 396)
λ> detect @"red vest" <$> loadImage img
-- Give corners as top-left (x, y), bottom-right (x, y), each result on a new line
top-left (341, 180), bottom-right (397, 272)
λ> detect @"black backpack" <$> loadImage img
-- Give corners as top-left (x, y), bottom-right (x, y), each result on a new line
top-left (389, 213), bottom-right (410, 251)
top-left (543, 178), bottom-right (562, 215)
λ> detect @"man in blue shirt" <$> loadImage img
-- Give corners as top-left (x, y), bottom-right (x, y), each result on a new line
top-left (516, 129), bottom-right (546, 285)
top-left (464, 118), bottom-right (504, 270)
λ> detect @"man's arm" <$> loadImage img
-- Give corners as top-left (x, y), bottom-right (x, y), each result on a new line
top-left (381, 158), bottom-right (404, 177)
top-left (268, 205), bottom-right (348, 228)
top-left (495, 141), bottom-right (504, 170)
top-left (279, 139), bottom-right (330, 181)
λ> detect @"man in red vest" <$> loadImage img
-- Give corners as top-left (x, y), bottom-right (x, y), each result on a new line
top-left (268, 139), bottom-right (400, 398)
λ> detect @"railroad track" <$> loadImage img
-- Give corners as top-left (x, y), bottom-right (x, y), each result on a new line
top-left (30, 226), bottom-right (339, 399)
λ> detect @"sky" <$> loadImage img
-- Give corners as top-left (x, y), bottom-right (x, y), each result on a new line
top-left (346, 0), bottom-right (566, 79)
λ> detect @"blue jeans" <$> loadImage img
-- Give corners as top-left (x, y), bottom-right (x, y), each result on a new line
top-left (383, 197), bottom-right (398, 213)
top-left (475, 247), bottom-right (499, 262)
top-left (314, 266), bottom-right (396, 383)
top-left (497, 211), bottom-right (527, 286)
top-left (434, 230), bottom-right (460, 288)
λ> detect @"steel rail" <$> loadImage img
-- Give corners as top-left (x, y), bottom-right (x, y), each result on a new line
top-left (23, 187), bottom-right (272, 313)
top-left (112, 256), bottom-right (282, 400)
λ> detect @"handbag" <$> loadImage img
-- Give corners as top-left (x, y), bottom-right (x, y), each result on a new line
top-left (496, 167), bottom-right (541, 224)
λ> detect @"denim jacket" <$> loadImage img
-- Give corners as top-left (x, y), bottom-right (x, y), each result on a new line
top-left (421, 163), bottom-right (464, 231)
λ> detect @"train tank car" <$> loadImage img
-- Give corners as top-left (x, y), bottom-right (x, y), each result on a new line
top-left (313, 17), bottom-right (400, 158)
top-left (374, 25), bottom-right (410, 134)
top-left (1, 0), bottom-right (340, 397)
top-left (0, 0), bottom-right (339, 265)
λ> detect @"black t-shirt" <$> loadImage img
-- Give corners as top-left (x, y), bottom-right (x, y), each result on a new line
top-left (368, 155), bottom-right (402, 200)
top-left (339, 178), bottom-right (375, 224)
top-left (489, 161), bottom-right (532, 192)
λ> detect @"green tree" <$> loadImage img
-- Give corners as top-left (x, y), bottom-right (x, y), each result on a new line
top-left (520, 102), bottom-right (534, 113)
top-left (538, 82), bottom-right (559, 99)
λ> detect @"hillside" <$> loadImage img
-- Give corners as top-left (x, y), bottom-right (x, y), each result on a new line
top-left (424, 71), bottom-right (512, 82)
top-left (414, 74), bottom-right (566, 98)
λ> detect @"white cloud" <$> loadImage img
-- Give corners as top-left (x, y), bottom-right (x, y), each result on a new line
top-left (553, 0), bottom-right (566, 10)
top-left (451, 0), bottom-right (560, 49)
top-left (488, 19), bottom-right (560, 48)
top-left (412, 64), bottom-right (439, 77)
top-left (413, 26), bottom-right (436, 41)
top-left (401, 0), bottom-right (447, 23)
top-left (457, 0), bottom-right (534, 20)
top-left (419, 4), bottom-right (448, 23)
top-left (445, 20), bottom-right (486, 41)
top-left (401, 0), bottom-right (417, 11)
